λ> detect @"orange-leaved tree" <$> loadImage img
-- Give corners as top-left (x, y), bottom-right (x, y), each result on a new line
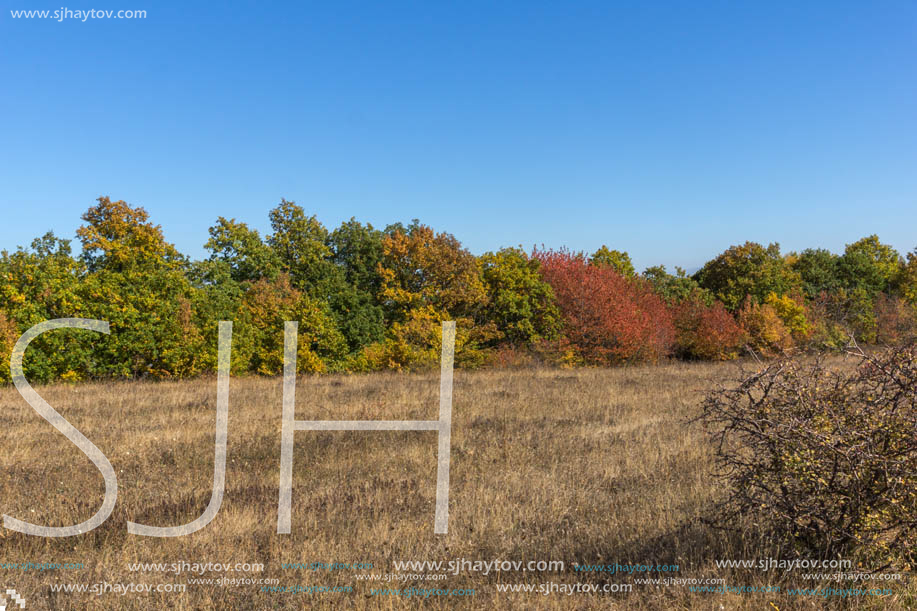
top-left (373, 222), bottom-right (496, 369)
top-left (672, 291), bottom-right (744, 360)
top-left (534, 247), bottom-right (674, 365)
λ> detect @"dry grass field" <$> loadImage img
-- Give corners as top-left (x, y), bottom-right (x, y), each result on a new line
top-left (0, 359), bottom-right (911, 610)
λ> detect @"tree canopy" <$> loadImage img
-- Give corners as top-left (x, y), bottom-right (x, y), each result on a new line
top-left (1, 198), bottom-right (915, 383)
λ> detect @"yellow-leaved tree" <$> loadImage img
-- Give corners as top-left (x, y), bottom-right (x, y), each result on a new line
top-left (370, 222), bottom-right (497, 369)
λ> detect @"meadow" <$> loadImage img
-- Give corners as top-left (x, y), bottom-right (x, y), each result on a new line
top-left (0, 359), bottom-right (910, 609)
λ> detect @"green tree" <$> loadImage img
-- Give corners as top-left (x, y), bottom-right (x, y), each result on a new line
top-left (479, 247), bottom-right (561, 345)
top-left (187, 259), bottom-right (255, 374)
top-left (590, 246), bottom-right (635, 277)
top-left (0, 233), bottom-right (91, 382)
top-left (0, 233), bottom-right (84, 324)
top-left (205, 217), bottom-right (280, 282)
top-left (324, 279), bottom-right (385, 354)
top-left (267, 199), bottom-right (334, 293)
top-left (841, 287), bottom-right (879, 343)
top-left (837, 235), bottom-right (902, 296)
top-left (900, 248), bottom-right (917, 305)
top-left (694, 242), bottom-right (802, 311)
top-left (642, 265), bottom-right (707, 304)
top-left (329, 218), bottom-right (385, 296)
top-left (75, 199), bottom-right (206, 378)
top-left (77, 266), bottom-right (207, 378)
top-left (791, 248), bottom-right (841, 299)
top-left (325, 218), bottom-right (386, 351)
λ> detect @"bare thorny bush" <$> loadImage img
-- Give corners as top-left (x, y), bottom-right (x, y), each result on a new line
top-left (700, 342), bottom-right (917, 571)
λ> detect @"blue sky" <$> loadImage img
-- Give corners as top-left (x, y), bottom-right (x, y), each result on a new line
top-left (1, 1), bottom-right (915, 272)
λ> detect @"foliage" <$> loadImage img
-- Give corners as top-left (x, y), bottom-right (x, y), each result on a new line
top-left (479, 247), bottom-right (561, 346)
top-left (240, 274), bottom-right (347, 375)
top-left (590, 246), bottom-right (635, 277)
top-left (764, 292), bottom-right (811, 342)
top-left (642, 265), bottom-right (707, 305)
top-left (0, 233), bottom-right (95, 382)
top-left (378, 223), bottom-right (488, 321)
top-left (186, 259), bottom-right (253, 374)
top-left (694, 242), bottom-right (802, 312)
top-left (700, 346), bottom-right (917, 568)
top-left (672, 291), bottom-right (744, 360)
top-left (374, 223), bottom-right (497, 368)
top-left (736, 298), bottom-right (793, 356)
top-left (325, 280), bottom-right (386, 353)
top-left (74, 202), bottom-right (205, 379)
top-left (805, 291), bottom-right (853, 351)
top-left (2, 198), bottom-right (915, 383)
top-left (325, 218), bottom-right (386, 352)
top-left (0, 310), bottom-right (19, 384)
top-left (77, 267), bottom-right (207, 379)
top-left (841, 287), bottom-right (879, 344)
top-left (266, 199), bottom-right (334, 293)
top-left (205, 217), bottom-right (280, 282)
top-left (535, 248), bottom-right (674, 365)
top-left (329, 218), bottom-right (385, 296)
top-left (837, 235), bottom-right (902, 296)
top-left (77, 197), bottom-right (183, 272)
top-left (791, 248), bottom-right (841, 300)
top-left (899, 248), bottom-right (917, 305)
top-left (874, 294), bottom-right (917, 345)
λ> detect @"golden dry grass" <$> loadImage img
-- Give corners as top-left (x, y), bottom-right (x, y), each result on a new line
top-left (0, 359), bottom-right (911, 610)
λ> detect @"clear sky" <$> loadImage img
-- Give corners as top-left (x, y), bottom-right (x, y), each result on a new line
top-left (1, 1), bottom-right (915, 272)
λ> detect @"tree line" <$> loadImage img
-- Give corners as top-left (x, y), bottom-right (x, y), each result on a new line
top-left (2, 197), bottom-right (916, 383)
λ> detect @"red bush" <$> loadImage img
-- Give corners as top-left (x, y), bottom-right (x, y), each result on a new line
top-left (534, 247), bottom-right (674, 365)
top-left (673, 293), bottom-right (744, 360)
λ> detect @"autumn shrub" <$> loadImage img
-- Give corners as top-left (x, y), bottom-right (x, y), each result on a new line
top-left (487, 343), bottom-right (538, 369)
top-left (373, 223), bottom-right (498, 369)
top-left (358, 307), bottom-right (444, 371)
top-left (764, 291), bottom-right (812, 342)
top-left (806, 291), bottom-right (853, 351)
top-left (358, 307), bottom-right (496, 371)
top-left (874, 293), bottom-right (917, 345)
top-left (378, 223), bottom-right (488, 323)
top-left (842, 287), bottom-right (880, 344)
top-left (240, 274), bottom-right (347, 375)
top-left (700, 345), bottom-right (917, 568)
top-left (0, 311), bottom-right (18, 384)
top-left (672, 292), bottom-right (744, 360)
top-left (534, 248), bottom-right (674, 365)
top-left (736, 298), bottom-right (794, 356)
top-left (803, 288), bottom-right (883, 348)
